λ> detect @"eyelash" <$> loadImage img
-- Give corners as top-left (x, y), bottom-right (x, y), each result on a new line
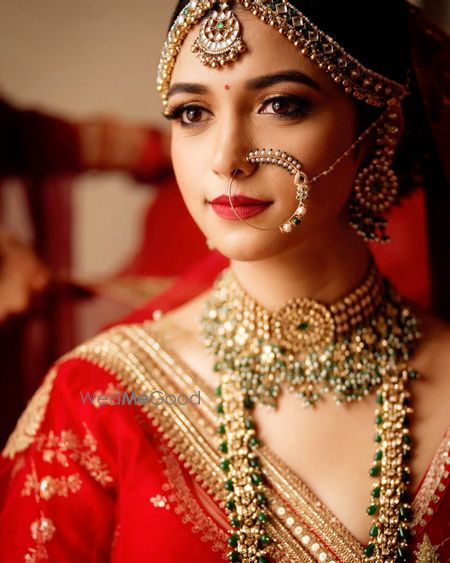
top-left (163, 95), bottom-right (313, 128)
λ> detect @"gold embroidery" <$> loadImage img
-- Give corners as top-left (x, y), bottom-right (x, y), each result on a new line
top-left (414, 533), bottom-right (441, 562)
top-left (33, 423), bottom-right (113, 487)
top-left (158, 441), bottom-right (229, 553)
top-left (412, 428), bottom-right (450, 528)
top-left (149, 493), bottom-right (171, 509)
top-left (24, 461), bottom-right (56, 562)
top-left (11, 455), bottom-right (25, 479)
top-left (2, 368), bottom-right (58, 460)
top-left (21, 472), bottom-right (82, 500)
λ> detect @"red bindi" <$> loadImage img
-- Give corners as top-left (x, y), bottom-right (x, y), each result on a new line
top-left (224, 84), bottom-right (231, 90)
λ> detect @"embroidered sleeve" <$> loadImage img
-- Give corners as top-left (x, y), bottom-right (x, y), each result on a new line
top-left (0, 359), bottom-right (119, 562)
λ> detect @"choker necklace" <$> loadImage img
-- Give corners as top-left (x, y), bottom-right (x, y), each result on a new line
top-left (200, 264), bottom-right (421, 562)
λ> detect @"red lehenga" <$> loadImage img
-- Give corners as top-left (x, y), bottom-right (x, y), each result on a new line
top-left (0, 320), bottom-right (449, 562)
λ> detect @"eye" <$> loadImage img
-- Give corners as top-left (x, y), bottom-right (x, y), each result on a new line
top-left (260, 95), bottom-right (312, 118)
top-left (164, 104), bottom-right (212, 127)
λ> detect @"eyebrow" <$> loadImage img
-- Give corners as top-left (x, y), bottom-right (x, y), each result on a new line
top-left (167, 70), bottom-right (320, 99)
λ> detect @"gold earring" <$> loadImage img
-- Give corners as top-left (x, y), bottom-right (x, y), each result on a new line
top-left (349, 100), bottom-right (402, 243)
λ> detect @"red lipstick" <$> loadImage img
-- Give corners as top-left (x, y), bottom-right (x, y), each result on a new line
top-left (209, 194), bottom-right (272, 220)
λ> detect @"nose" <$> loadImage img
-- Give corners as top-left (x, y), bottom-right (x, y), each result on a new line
top-left (210, 113), bottom-right (256, 181)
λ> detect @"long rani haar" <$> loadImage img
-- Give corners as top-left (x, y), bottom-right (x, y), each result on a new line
top-left (200, 264), bottom-right (421, 562)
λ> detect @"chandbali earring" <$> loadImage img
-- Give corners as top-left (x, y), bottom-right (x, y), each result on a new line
top-left (227, 149), bottom-right (310, 234)
top-left (348, 99), bottom-right (402, 243)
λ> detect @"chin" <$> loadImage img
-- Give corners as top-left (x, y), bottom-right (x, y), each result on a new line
top-left (209, 225), bottom-right (301, 262)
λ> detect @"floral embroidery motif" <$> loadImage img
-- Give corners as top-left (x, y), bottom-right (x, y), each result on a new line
top-left (149, 493), bottom-right (171, 509)
top-left (2, 368), bottom-right (58, 460)
top-left (414, 533), bottom-right (441, 562)
top-left (21, 473), bottom-right (82, 500)
top-left (35, 422), bottom-right (113, 487)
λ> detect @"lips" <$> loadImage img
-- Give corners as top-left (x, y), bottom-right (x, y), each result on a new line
top-left (209, 194), bottom-right (272, 220)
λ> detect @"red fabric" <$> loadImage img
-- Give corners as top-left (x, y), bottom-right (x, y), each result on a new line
top-left (0, 357), bottom-right (448, 561)
top-left (0, 359), bottom-right (225, 562)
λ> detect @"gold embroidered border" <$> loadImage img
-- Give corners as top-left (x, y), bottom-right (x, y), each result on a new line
top-left (412, 426), bottom-right (450, 528)
top-left (2, 368), bottom-right (58, 460)
top-left (62, 323), bottom-right (365, 561)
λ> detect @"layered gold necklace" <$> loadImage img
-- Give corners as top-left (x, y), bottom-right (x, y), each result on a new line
top-left (200, 263), bottom-right (421, 562)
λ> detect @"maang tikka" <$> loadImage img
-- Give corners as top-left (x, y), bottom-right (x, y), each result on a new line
top-left (191, 1), bottom-right (247, 67)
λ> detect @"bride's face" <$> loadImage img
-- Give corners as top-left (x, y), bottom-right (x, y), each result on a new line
top-left (167, 9), bottom-right (361, 261)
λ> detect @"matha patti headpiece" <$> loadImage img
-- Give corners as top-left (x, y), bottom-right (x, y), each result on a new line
top-left (157, 0), bottom-right (408, 108)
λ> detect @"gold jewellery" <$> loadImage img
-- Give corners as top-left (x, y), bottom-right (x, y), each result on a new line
top-left (157, 0), bottom-right (408, 108)
top-left (227, 149), bottom-right (309, 234)
top-left (201, 263), bottom-right (421, 562)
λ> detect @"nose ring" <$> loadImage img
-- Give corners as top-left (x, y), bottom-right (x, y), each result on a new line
top-left (227, 149), bottom-right (310, 233)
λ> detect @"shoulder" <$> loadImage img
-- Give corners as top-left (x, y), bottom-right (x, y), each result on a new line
top-left (1, 323), bottom-right (154, 463)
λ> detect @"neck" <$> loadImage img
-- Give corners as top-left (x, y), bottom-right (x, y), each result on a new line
top-left (230, 219), bottom-right (372, 310)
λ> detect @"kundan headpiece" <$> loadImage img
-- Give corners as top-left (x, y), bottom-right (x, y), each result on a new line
top-left (157, 0), bottom-right (408, 108)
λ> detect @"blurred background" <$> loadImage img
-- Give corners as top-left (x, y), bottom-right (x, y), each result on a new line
top-left (0, 0), bottom-right (448, 445)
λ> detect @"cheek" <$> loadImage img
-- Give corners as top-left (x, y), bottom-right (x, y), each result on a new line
top-left (171, 135), bottom-right (209, 229)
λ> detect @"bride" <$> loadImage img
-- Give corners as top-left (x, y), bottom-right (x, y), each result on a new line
top-left (1, 1), bottom-right (449, 561)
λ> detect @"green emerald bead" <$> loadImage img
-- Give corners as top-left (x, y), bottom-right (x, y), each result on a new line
top-left (217, 403), bottom-right (224, 414)
top-left (374, 450), bottom-right (383, 461)
top-left (218, 423), bottom-right (226, 435)
top-left (251, 472), bottom-right (263, 485)
top-left (259, 534), bottom-right (270, 545)
top-left (371, 486), bottom-right (381, 498)
top-left (249, 457), bottom-right (260, 468)
top-left (398, 526), bottom-right (410, 540)
top-left (402, 434), bottom-right (412, 444)
top-left (401, 469), bottom-right (411, 483)
top-left (215, 385), bottom-right (222, 397)
top-left (367, 504), bottom-right (378, 516)
top-left (256, 492), bottom-right (267, 505)
top-left (292, 217), bottom-right (301, 225)
top-left (228, 533), bottom-right (238, 547)
top-left (400, 490), bottom-right (411, 503)
top-left (400, 506), bottom-right (412, 521)
top-left (225, 479), bottom-right (234, 491)
top-left (364, 543), bottom-right (375, 557)
top-left (221, 459), bottom-right (230, 472)
top-left (216, 22), bottom-right (224, 29)
top-left (397, 547), bottom-right (408, 560)
top-left (408, 370), bottom-right (418, 380)
top-left (376, 393), bottom-right (383, 405)
top-left (244, 417), bottom-right (254, 429)
top-left (369, 464), bottom-right (381, 477)
top-left (258, 511), bottom-right (268, 522)
top-left (369, 524), bottom-right (378, 538)
top-left (375, 414), bottom-right (383, 425)
top-left (229, 550), bottom-right (240, 562)
top-left (297, 322), bottom-right (309, 331)
top-left (226, 500), bottom-right (236, 510)
top-left (258, 558), bottom-right (268, 563)
top-left (249, 437), bottom-right (260, 448)
top-left (230, 516), bottom-right (240, 528)
top-left (220, 441), bottom-right (228, 454)
top-left (374, 432), bottom-right (382, 443)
